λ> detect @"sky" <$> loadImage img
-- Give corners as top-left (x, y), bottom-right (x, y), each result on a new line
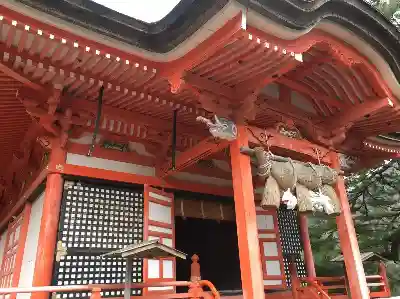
top-left (92, 0), bottom-right (182, 23)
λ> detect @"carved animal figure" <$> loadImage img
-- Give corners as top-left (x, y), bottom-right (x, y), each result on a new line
top-left (196, 115), bottom-right (237, 141)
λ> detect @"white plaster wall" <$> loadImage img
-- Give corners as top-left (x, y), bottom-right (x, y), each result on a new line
top-left (67, 153), bottom-right (233, 187)
top-left (17, 192), bottom-right (45, 299)
top-left (0, 229), bottom-right (7, 268)
top-left (66, 153), bottom-right (156, 176)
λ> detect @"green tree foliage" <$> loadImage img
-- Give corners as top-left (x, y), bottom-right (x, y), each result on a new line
top-left (309, 160), bottom-right (400, 294)
top-left (365, 0), bottom-right (400, 27)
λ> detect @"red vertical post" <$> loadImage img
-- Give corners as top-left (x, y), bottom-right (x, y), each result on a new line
top-left (190, 254), bottom-right (201, 282)
top-left (299, 214), bottom-right (316, 278)
top-left (230, 125), bottom-right (264, 299)
top-left (379, 262), bottom-right (391, 297)
top-left (331, 153), bottom-right (369, 299)
top-left (31, 138), bottom-right (66, 298)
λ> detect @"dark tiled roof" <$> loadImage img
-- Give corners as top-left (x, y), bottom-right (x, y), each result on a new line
top-left (12, 0), bottom-right (400, 81)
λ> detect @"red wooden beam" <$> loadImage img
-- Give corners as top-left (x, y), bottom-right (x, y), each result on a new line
top-left (246, 125), bottom-right (331, 164)
top-left (278, 77), bottom-right (342, 109)
top-left (60, 164), bottom-right (233, 196)
top-left (1, 43), bottom-right (201, 121)
top-left (236, 59), bottom-right (302, 95)
top-left (156, 137), bottom-right (231, 178)
top-left (183, 72), bottom-right (236, 98)
top-left (70, 98), bottom-right (203, 136)
top-left (257, 95), bottom-right (319, 123)
top-left (321, 97), bottom-right (394, 130)
top-left (245, 26), bottom-right (391, 99)
top-left (19, 93), bottom-right (206, 138)
top-left (289, 56), bottom-right (333, 81)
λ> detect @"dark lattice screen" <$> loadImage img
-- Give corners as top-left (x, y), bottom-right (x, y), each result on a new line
top-left (277, 209), bottom-right (307, 288)
top-left (53, 180), bottom-right (144, 298)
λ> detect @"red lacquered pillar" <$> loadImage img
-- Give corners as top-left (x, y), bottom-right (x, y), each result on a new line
top-left (230, 125), bottom-right (264, 299)
top-left (299, 214), bottom-right (316, 278)
top-left (31, 138), bottom-right (66, 298)
top-left (331, 153), bottom-right (369, 299)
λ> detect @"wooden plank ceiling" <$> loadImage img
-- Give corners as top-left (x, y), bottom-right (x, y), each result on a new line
top-left (0, 70), bottom-right (31, 169)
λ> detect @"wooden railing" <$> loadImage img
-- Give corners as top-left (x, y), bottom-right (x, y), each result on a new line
top-left (0, 255), bottom-right (220, 299)
top-left (290, 261), bottom-right (391, 299)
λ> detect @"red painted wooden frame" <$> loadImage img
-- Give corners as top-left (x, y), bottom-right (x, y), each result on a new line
top-left (143, 186), bottom-right (176, 295)
top-left (256, 209), bottom-right (286, 290)
top-left (0, 203), bottom-right (31, 298)
top-left (58, 164), bottom-right (233, 197)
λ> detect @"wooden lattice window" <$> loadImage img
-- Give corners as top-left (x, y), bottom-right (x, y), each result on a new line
top-left (53, 180), bottom-right (144, 299)
top-left (0, 204), bottom-right (31, 299)
top-left (277, 209), bottom-right (307, 288)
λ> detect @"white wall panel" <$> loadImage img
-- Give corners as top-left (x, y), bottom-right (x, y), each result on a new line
top-left (17, 192), bottom-right (45, 299)
top-left (263, 242), bottom-right (278, 257)
top-left (149, 202), bottom-right (171, 224)
top-left (162, 260), bottom-right (173, 279)
top-left (265, 260), bottom-right (281, 276)
top-left (0, 229), bottom-right (6, 268)
top-left (66, 153), bottom-right (155, 176)
top-left (148, 260), bottom-right (160, 279)
top-left (256, 214), bottom-right (274, 230)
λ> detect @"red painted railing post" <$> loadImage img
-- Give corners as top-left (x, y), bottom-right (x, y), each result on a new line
top-left (90, 288), bottom-right (102, 299)
top-left (189, 254), bottom-right (203, 299)
top-left (379, 262), bottom-right (391, 297)
top-left (191, 254), bottom-right (201, 282)
top-left (299, 214), bottom-right (316, 278)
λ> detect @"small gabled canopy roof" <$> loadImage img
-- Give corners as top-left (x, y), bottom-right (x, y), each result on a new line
top-left (102, 240), bottom-right (187, 259)
top-left (331, 252), bottom-right (390, 263)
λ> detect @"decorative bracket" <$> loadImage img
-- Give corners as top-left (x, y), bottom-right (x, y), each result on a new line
top-left (197, 115), bottom-right (237, 141)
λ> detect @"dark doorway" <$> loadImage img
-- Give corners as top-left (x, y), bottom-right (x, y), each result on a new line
top-left (175, 217), bottom-right (242, 292)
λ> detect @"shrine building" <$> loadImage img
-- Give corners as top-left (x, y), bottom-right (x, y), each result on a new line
top-left (0, 1), bottom-right (399, 299)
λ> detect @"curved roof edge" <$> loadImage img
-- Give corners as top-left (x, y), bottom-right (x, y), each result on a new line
top-left (13, 0), bottom-right (400, 79)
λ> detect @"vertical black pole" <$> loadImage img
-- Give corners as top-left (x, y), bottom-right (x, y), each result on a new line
top-left (172, 110), bottom-right (177, 170)
top-left (87, 86), bottom-right (104, 156)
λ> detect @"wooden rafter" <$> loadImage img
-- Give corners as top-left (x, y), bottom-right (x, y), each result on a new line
top-left (156, 137), bottom-right (231, 178)
top-left (0, 42), bottom-right (203, 121)
top-left (183, 72), bottom-right (236, 98)
top-left (289, 56), bottom-right (333, 81)
top-left (278, 77), bottom-right (343, 109)
top-left (235, 59), bottom-right (302, 96)
top-left (159, 13), bottom-right (245, 77)
top-left (321, 97), bottom-right (394, 130)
